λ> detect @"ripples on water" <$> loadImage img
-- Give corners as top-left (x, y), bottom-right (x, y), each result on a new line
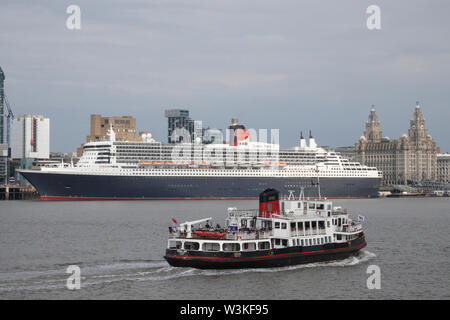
top-left (0, 250), bottom-right (376, 294)
top-left (0, 198), bottom-right (448, 299)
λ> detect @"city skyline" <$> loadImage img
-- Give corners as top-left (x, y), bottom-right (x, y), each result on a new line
top-left (1, 0), bottom-right (449, 152)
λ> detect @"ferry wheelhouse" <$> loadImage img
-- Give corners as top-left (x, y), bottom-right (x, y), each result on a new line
top-left (164, 189), bottom-right (367, 269)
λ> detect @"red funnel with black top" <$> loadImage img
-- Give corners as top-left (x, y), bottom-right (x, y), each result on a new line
top-left (259, 188), bottom-right (280, 217)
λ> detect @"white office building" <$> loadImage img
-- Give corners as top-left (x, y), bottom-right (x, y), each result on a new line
top-left (11, 114), bottom-right (50, 159)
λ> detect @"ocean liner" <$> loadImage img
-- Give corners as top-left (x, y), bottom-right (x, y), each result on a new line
top-left (19, 123), bottom-right (382, 200)
top-left (164, 188), bottom-right (367, 269)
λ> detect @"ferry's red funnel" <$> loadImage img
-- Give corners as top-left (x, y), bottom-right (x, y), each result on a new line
top-left (259, 188), bottom-right (280, 217)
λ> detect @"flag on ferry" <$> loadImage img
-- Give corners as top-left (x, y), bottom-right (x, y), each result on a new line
top-left (172, 218), bottom-right (178, 224)
top-left (358, 215), bottom-right (365, 222)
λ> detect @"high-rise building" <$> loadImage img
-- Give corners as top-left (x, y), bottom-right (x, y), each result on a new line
top-left (77, 114), bottom-right (143, 156)
top-left (0, 67), bottom-right (6, 184)
top-left (355, 103), bottom-right (439, 185)
top-left (10, 114), bottom-right (50, 159)
top-left (0, 66), bottom-right (5, 145)
top-left (164, 109), bottom-right (196, 143)
top-left (0, 144), bottom-right (7, 185)
top-left (87, 114), bottom-right (141, 143)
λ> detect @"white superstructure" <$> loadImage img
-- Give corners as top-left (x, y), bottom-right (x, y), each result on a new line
top-left (44, 126), bottom-right (381, 179)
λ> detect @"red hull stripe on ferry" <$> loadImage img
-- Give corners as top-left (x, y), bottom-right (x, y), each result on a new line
top-left (165, 242), bottom-right (366, 261)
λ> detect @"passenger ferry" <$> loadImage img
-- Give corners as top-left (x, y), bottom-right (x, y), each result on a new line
top-left (164, 188), bottom-right (367, 269)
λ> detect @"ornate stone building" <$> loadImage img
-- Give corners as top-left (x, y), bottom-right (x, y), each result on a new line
top-left (355, 103), bottom-right (439, 185)
top-left (437, 153), bottom-right (450, 184)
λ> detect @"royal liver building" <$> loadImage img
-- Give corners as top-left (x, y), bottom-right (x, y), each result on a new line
top-left (355, 103), bottom-right (438, 185)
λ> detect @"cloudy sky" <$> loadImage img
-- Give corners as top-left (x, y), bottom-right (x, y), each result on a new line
top-left (1, 0), bottom-right (449, 152)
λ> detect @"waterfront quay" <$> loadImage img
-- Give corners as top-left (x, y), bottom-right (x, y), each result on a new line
top-left (0, 185), bottom-right (39, 200)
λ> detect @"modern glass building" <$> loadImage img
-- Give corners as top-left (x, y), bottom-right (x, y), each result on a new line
top-left (164, 109), bottom-right (196, 143)
top-left (0, 66), bottom-right (5, 145)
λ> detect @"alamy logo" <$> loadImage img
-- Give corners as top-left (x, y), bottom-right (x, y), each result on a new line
top-left (170, 127), bottom-right (280, 166)
top-left (66, 5), bottom-right (81, 30)
top-left (366, 265), bottom-right (381, 289)
top-left (66, 265), bottom-right (81, 290)
top-left (366, 5), bottom-right (381, 30)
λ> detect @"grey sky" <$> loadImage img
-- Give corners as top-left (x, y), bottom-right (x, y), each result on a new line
top-left (1, 0), bottom-right (449, 152)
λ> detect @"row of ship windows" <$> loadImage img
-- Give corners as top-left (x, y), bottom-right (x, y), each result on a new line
top-left (86, 171), bottom-right (373, 177)
top-left (286, 236), bottom-right (332, 247)
top-left (174, 236), bottom-right (335, 252)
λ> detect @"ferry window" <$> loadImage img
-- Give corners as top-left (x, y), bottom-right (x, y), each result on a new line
top-left (327, 221), bottom-right (330, 228)
top-left (298, 222), bottom-right (303, 230)
top-left (242, 242), bottom-right (256, 251)
top-left (202, 243), bottom-right (220, 251)
top-left (301, 239), bottom-right (304, 246)
top-left (319, 221), bottom-right (325, 229)
top-left (305, 221), bottom-right (310, 230)
top-left (275, 222), bottom-right (280, 229)
top-left (223, 243), bottom-right (240, 252)
top-left (169, 241), bottom-right (182, 249)
top-left (336, 235), bottom-right (342, 241)
top-left (184, 242), bottom-right (199, 251)
top-left (313, 239), bottom-right (316, 245)
top-left (297, 202), bottom-right (301, 208)
top-left (309, 203), bottom-right (316, 209)
top-left (317, 203), bottom-right (324, 210)
top-left (327, 204), bottom-right (331, 210)
top-left (282, 239), bottom-right (288, 246)
top-left (281, 223), bottom-right (287, 229)
top-left (275, 239), bottom-right (281, 246)
top-left (258, 242), bottom-right (270, 250)
top-left (312, 221), bottom-right (317, 229)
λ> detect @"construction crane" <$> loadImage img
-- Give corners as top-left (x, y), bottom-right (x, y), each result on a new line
top-left (3, 94), bottom-right (14, 156)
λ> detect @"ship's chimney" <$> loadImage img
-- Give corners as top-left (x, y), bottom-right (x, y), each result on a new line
top-left (300, 131), bottom-right (307, 148)
top-left (259, 189), bottom-right (280, 218)
top-left (309, 130), bottom-right (317, 149)
top-left (228, 117), bottom-right (247, 146)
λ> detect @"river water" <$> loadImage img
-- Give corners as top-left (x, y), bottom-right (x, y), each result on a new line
top-left (0, 197), bottom-right (448, 299)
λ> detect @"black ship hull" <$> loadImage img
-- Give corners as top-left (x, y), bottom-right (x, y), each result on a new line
top-left (19, 171), bottom-right (381, 200)
top-left (164, 236), bottom-right (366, 269)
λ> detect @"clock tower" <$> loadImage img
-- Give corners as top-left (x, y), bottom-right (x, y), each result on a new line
top-left (364, 105), bottom-right (382, 143)
top-left (408, 102), bottom-right (427, 141)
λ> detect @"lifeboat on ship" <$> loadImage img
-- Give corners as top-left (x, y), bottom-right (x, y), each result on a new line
top-left (193, 230), bottom-right (227, 239)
